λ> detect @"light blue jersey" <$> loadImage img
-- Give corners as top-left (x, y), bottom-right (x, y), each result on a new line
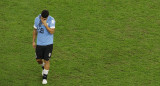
top-left (33, 14), bottom-right (55, 46)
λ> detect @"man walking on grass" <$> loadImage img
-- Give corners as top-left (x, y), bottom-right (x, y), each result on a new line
top-left (32, 10), bottom-right (55, 84)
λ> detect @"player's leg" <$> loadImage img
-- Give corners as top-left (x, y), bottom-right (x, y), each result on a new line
top-left (36, 59), bottom-right (45, 69)
top-left (42, 44), bottom-right (53, 84)
top-left (42, 56), bottom-right (51, 84)
top-left (42, 60), bottom-right (50, 84)
top-left (44, 60), bottom-right (50, 70)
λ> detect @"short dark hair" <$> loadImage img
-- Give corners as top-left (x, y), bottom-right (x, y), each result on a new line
top-left (41, 10), bottom-right (49, 18)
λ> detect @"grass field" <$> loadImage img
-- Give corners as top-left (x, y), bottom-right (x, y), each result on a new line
top-left (1, 0), bottom-right (160, 86)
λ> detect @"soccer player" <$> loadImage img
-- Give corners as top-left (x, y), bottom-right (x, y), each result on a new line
top-left (32, 10), bottom-right (55, 84)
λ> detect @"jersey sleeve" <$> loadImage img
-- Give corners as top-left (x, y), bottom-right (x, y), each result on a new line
top-left (33, 18), bottom-right (38, 29)
top-left (49, 19), bottom-right (55, 29)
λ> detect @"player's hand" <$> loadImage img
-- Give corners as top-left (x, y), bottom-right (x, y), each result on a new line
top-left (32, 42), bottom-right (36, 49)
top-left (41, 17), bottom-right (47, 26)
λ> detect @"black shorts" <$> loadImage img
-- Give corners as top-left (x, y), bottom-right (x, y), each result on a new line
top-left (35, 44), bottom-right (53, 61)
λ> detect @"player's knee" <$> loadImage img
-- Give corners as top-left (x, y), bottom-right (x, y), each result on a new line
top-left (44, 60), bottom-right (49, 64)
top-left (37, 61), bottom-right (42, 64)
top-left (36, 59), bottom-right (42, 64)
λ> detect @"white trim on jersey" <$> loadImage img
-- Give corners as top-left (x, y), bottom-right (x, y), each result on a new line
top-left (34, 25), bottom-right (37, 29)
top-left (50, 26), bottom-right (55, 29)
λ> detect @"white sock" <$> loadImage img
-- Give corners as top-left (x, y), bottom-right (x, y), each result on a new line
top-left (43, 69), bottom-right (49, 75)
top-left (43, 69), bottom-right (49, 80)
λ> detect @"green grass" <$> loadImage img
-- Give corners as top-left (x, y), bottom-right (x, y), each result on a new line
top-left (1, 0), bottom-right (160, 86)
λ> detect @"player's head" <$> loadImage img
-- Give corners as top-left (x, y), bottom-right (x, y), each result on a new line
top-left (41, 10), bottom-right (49, 20)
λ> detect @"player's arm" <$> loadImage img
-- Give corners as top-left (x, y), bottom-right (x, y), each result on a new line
top-left (41, 18), bottom-right (55, 34)
top-left (44, 25), bottom-right (55, 34)
top-left (32, 29), bottom-right (37, 49)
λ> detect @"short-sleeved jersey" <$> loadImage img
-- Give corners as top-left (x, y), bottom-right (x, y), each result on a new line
top-left (33, 14), bottom-right (55, 46)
